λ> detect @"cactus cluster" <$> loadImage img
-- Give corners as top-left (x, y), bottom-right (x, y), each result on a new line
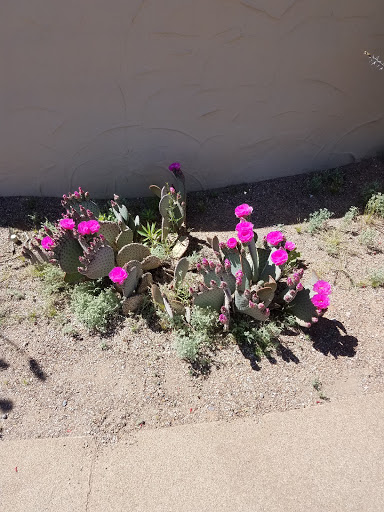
top-left (151, 208), bottom-right (331, 331)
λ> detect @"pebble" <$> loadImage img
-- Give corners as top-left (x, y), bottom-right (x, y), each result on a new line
top-left (62, 400), bottom-right (67, 407)
top-left (2, 413), bottom-right (8, 419)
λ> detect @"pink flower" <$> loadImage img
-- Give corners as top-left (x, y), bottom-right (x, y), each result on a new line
top-left (235, 270), bottom-right (243, 278)
top-left (169, 186), bottom-right (176, 194)
top-left (313, 280), bottom-right (332, 295)
top-left (87, 220), bottom-right (100, 234)
top-left (236, 221), bottom-right (253, 232)
top-left (271, 249), bottom-right (288, 266)
top-left (238, 228), bottom-right (254, 244)
top-left (296, 282), bottom-right (304, 291)
top-left (234, 203), bottom-right (253, 218)
top-left (311, 293), bottom-right (330, 309)
top-left (59, 218), bottom-right (75, 230)
top-left (266, 231), bottom-right (285, 246)
top-left (168, 162), bottom-right (181, 172)
top-left (219, 314), bottom-right (228, 324)
top-left (41, 236), bottom-right (54, 250)
top-left (285, 241), bottom-right (296, 251)
top-left (109, 267), bottom-right (128, 285)
top-left (77, 221), bottom-right (91, 235)
top-left (227, 237), bottom-right (238, 249)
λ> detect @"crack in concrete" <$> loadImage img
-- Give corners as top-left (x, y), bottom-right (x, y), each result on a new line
top-left (85, 444), bottom-right (99, 512)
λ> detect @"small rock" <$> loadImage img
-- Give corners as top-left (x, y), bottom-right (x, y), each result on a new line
top-left (62, 400), bottom-right (67, 407)
top-left (260, 393), bottom-right (264, 398)
top-left (2, 413), bottom-right (8, 419)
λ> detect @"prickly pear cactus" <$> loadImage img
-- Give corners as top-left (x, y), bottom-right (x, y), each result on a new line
top-left (78, 237), bottom-right (115, 279)
top-left (50, 233), bottom-right (84, 274)
top-left (116, 243), bottom-right (150, 267)
top-left (62, 187), bottom-right (100, 217)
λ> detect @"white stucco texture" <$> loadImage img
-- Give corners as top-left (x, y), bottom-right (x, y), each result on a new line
top-left (1, 0), bottom-right (383, 197)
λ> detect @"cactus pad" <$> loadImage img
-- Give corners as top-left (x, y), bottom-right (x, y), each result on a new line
top-left (290, 288), bottom-right (318, 327)
top-left (172, 236), bottom-right (189, 259)
top-left (193, 286), bottom-right (224, 311)
top-left (116, 243), bottom-right (150, 267)
top-left (116, 229), bottom-right (134, 250)
top-left (78, 242), bottom-right (115, 279)
top-left (141, 255), bottom-right (162, 271)
top-left (122, 266), bottom-right (140, 298)
top-left (53, 236), bottom-right (84, 274)
top-left (174, 257), bottom-right (189, 288)
top-left (98, 221), bottom-right (120, 246)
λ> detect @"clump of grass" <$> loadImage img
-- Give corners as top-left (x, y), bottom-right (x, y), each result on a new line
top-left (306, 209), bottom-right (334, 235)
top-left (367, 268), bottom-right (384, 288)
top-left (70, 281), bottom-right (120, 332)
top-left (358, 228), bottom-right (379, 250)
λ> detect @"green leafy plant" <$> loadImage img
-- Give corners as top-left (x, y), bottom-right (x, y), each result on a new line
top-left (137, 222), bottom-right (162, 247)
top-left (342, 206), bottom-right (359, 229)
top-left (231, 319), bottom-right (281, 360)
top-left (358, 228), bottom-right (379, 250)
top-left (307, 169), bottom-right (344, 195)
top-left (361, 181), bottom-right (383, 205)
top-left (367, 268), bottom-right (384, 288)
top-left (70, 281), bottom-right (120, 332)
top-left (365, 193), bottom-right (384, 219)
top-left (306, 208), bottom-right (334, 235)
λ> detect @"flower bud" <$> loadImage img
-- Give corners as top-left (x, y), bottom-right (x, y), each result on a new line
top-left (287, 277), bottom-right (293, 287)
top-left (215, 263), bottom-right (223, 275)
top-left (296, 282), bottom-right (303, 291)
top-left (221, 306), bottom-right (228, 314)
top-left (209, 260), bottom-right (215, 269)
top-left (201, 258), bottom-right (209, 267)
top-left (224, 259), bottom-right (231, 270)
top-left (210, 280), bottom-right (218, 287)
top-left (219, 281), bottom-right (228, 289)
top-left (244, 289), bottom-right (251, 299)
top-left (219, 242), bottom-right (226, 249)
top-left (196, 263), bottom-right (201, 271)
top-left (311, 317), bottom-right (318, 323)
top-left (258, 303), bottom-right (265, 310)
top-left (264, 308), bottom-right (270, 317)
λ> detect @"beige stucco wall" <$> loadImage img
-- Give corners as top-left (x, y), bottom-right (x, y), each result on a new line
top-left (1, 1), bottom-right (383, 198)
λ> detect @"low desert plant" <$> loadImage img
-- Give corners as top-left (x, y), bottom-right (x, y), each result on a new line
top-left (70, 281), bottom-right (120, 332)
top-left (341, 206), bottom-right (359, 229)
top-left (367, 268), bottom-right (384, 288)
top-left (306, 209), bottom-right (334, 235)
top-left (231, 319), bottom-right (281, 360)
top-left (358, 228), bottom-right (379, 250)
top-left (365, 193), bottom-right (384, 219)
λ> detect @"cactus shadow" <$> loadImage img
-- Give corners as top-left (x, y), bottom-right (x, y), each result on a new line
top-left (236, 342), bottom-right (261, 371)
top-left (275, 343), bottom-right (300, 364)
top-left (308, 318), bottom-right (358, 358)
top-left (0, 399), bottom-right (13, 412)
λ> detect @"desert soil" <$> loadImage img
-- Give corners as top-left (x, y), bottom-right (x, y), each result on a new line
top-left (0, 158), bottom-right (383, 443)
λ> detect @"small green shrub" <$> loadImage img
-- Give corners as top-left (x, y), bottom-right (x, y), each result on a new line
top-left (137, 222), bottom-right (162, 247)
top-left (342, 206), bottom-right (359, 228)
top-left (32, 264), bottom-right (68, 296)
top-left (232, 319), bottom-right (281, 360)
top-left (70, 282), bottom-right (120, 332)
top-left (365, 193), bottom-right (384, 219)
top-left (358, 228), bottom-right (378, 250)
top-left (361, 181), bottom-right (383, 205)
top-left (173, 307), bottom-right (217, 363)
top-left (307, 169), bottom-right (344, 195)
top-left (367, 268), bottom-right (384, 288)
top-left (306, 209), bottom-right (334, 235)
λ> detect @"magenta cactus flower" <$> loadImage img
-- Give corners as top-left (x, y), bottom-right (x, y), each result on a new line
top-left (219, 314), bottom-right (228, 324)
top-left (87, 220), bottom-right (100, 234)
top-left (227, 237), bottom-right (238, 249)
top-left (311, 293), bottom-right (330, 309)
top-left (270, 249), bottom-right (288, 266)
top-left (237, 227), bottom-right (254, 244)
top-left (284, 241), bottom-right (296, 251)
top-left (234, 203), bottom-right (253, 218)
top-left (109, 267), bottom-right (128, 285)
top-left (59, 218), bottom-right (75, 230)
top-left (41, 236), bottom-right (54, 250)
top-left (313, 280), bottom-right (332, 295)
top-left (266, 231), bottom-right (285, 246)
top-left (168, 162), bottom-right (181, 172)
top-left (235, 221), bottom-right (253, 232)
top-left (169, 186), bottom-right (176, 194)
top-left (77, 221), bottom-right (90, 235)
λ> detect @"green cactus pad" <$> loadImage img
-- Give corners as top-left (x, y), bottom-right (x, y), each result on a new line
top-left (290, 288), bottom-right (318, 327)
top-left (64, 271), bottom-right (84, 284)
top-left (98, 221), bottom-right (120, 246)
top-left (141, 255), bottom-right (162, 271)
top-left (56, 238), bottom-right (84, 274)
top-left (116, 228), bottom-right (134, 250)
top-left (174, 257), bottom-right (189, 288)
top-left (159, 194), bottom-right (171, 219)
top-left (79, 245), bottom-right (115, 279)
top-left (257, 277), bottom-right (277, 307)
top-left (247, 238), bottom-right (259, 281)
top-left (221, 247), bottom-right (242, 275)
top-left (235, 291), bottom-right (268, 321)
top-left (172, 236), bottom-right (189, 259)
top-left (151, 284), bottom-right (164, 308)
top-left (207, 235), bottom-right (220, 254)
top-left (193, 287), bottom-right (224, 311)
top-left (116, 243), bottom-right (150, 267)
top-left (71, 200), bottom-right (100, 218)
top-left (202, 268), bottom-right (236, 294)
top-left (122, 266), bottom-right (140, 298)
top-left (149, 185), bottom-right (162, 198)
top-left (123, 260), bottom-right (143, 280)
top-left (259, 250), bottom-right (282, 282)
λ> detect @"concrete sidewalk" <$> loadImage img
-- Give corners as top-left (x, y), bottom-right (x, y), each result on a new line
top-left (1, 393), bottom-right (383, 512)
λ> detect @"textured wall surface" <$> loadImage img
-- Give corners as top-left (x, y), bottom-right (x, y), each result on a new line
top-left (1, 0), bottom-right (383, 198)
